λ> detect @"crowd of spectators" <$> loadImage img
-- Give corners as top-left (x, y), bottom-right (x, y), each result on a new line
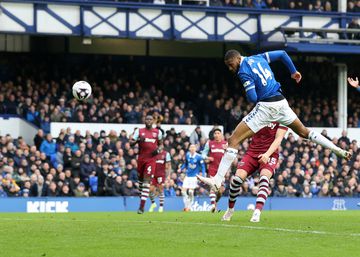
top-left (0, 54), bottom-right (359, 199)
top-left (122, 0), bottom-right (360, 13)
top-left (0, 55), bottom-right (359, 134)
top-left (0, 125), bottom-right (359, 198)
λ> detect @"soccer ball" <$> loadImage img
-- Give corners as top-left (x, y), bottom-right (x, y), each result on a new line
top-left (72, 81), bottom-right (92, 101)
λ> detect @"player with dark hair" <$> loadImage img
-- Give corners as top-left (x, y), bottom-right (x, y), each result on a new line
top-left (198, 49), bottom-right (351, 191)
top-left (130, 115), bottom-right (163, 214)
top-left (149, 149), bottom-right (171, 213)
top-left (222, 122), bottom-right (287, 222)
top-left (201, 128), bottom-right (227, 212)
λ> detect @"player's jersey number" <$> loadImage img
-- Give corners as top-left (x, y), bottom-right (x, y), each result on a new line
top-left (147, 166), bottom-right (152, 175)
top-left (252, 63), bottom-right (272, 86)
top-left (268, 157), bottom-right (277, 165)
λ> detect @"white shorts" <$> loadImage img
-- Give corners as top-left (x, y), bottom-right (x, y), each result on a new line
top-left (183, 176), bottom-right (198, 189)
top-left (243, 99), bottom-right (297, 133)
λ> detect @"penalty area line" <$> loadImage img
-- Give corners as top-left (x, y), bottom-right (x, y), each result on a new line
top-left (130, 220), bottom-right (360, 238)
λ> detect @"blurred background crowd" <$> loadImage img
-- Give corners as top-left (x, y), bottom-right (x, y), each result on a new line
top-left (0, 54), bottom-right (359, 135)
top-left (0, 54), bottom-right (359, 199)
top-left (0, 126), bottom-right (359, 198)
top-left (119, 0), bottom-right (360, 12)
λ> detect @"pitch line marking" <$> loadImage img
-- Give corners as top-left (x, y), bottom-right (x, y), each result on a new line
top-left (0, 218), bottom-right (359, 237)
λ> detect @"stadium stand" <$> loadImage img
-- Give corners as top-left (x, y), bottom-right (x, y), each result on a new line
top-left (0, 118), bottom-right (359, 198)
top-left (118, 0), bottom-right (360, 12)
top-left (1, 55), bottom-right (359, 134)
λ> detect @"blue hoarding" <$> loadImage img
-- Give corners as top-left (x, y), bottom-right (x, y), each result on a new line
top-left (0, 197), bottom-right (358, 213)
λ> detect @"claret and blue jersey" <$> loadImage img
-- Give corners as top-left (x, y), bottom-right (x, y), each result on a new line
top-left (180, 152), bottom-right (206, 177)
top-left (238, 50), bottom-right (297, 103)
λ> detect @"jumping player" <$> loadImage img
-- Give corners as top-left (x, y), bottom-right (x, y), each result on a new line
top-left (198, 50), bottom-right (351, 191)
top-left (222, 122), bottom-right (287, 222)
top-left (149, 149), bottom-right (171, 213)
top-left (201, 128), bottom-right (227, 212)
top-left (179, 144), bottom-right (206, 211)
top-left (130, 115), bottom-right (163, 214)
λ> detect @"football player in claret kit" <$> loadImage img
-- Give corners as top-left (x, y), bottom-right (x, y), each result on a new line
top-left (130, 115), bottom-right (163, 214)
top-left (149, 149), bottom-right (171, 213)
top-left (222, 122), bottom-right (287, 222)
top-left (201, 128), bottom-right (227, 212)
top-left (198, 49), bottom-right (351, 192)
top-left (179, 144), bottom-right (206, 212)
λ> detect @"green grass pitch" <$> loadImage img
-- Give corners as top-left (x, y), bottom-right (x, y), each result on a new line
top-left (1, 211), bottom-right (359, 257)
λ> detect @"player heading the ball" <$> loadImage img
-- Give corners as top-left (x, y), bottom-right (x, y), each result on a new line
top-left (198, 50), bottom-right (352, 192)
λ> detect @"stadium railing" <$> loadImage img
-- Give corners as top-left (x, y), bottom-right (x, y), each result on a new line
top-left (278, 26), bottom-right (360, 45)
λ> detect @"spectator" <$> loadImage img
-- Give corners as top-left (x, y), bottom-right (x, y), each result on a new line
top-left (313, 0), bottom-right (324, 11)
top-left (59, 184), bottom-right (73, 197)
top-left (5, 94), bottom-right (18, 115)
top-left (26, 105), bottom-right (39, 125)
top-left (347, 18), bottom-right (360, 40)
top-left (89, 171), bottom-right (98, 195)
top-left (65, 135), bottom-right (79, 153)
top-left (70, 150), bottom-right (82, 178)
top-left (40, 116), bottom-right (51, 134)
top-left (121, 180), bottom-right (139, 196)
top-left (265, 0), bottom-right (278, 9)
top-left (40, 134), bottom-right (56, 160)
top-left (324, 1), bottom-right (332, 11)
top-left (30, 176), bottom-right (48, 197)
top-left (355, 0), bottom-right (360, 12)
top-left (47, 181), bottom-right (59, 197)
top-left (34, 130), bottom-right (44, 150)
top-left (301, 185), bottom-right (313, 198)
top-left (189, 126), bottom-right (206, 145)
top-left (74, 183), bottom-right (89, 197)
top-left (253, 0), bottom-right (266, 8)
top-left (80, 154), bottom-right (96, 184)
top-left (112, 176), bottom-right (124, 196)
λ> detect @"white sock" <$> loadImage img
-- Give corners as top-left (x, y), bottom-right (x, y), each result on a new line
top-left (188, 189), bottom-right (194, 205)
top-left (308, 131), bottom-right (341, 153)
top-left (214, 148), bottom-right (238, 182)
top-left (182, 191), bottom-right (189, 208)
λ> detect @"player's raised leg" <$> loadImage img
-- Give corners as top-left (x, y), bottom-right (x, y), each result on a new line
top-left (287, 118), bottom-right (352, 160)
top-left (198, 121), bottom-right (254, 190)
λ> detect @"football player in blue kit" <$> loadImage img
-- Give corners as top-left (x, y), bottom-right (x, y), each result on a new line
top-left (198, 50), bottom-right (352, 191)
top-left (179, 144), bottom-right (206, 211)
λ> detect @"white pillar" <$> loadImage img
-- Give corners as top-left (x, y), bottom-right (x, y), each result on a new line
top-left (337, 63), bottom-right (347, 130)
top-left (338, 0), bottom-right (347, 12)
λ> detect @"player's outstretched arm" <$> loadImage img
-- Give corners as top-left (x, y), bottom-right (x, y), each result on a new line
top-left (265, 50), bottom-right (302, 83)
top-left (258, 127), bottom-right (287, 165)
top-left (348, 77), bottom-right (359, 89)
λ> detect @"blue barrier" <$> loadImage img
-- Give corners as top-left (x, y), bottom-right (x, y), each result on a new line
top-left (0, 197), bottom-right (359, 213)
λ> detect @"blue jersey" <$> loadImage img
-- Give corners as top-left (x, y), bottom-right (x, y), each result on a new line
top-left (180, 152), bottom-right (206, 177)
top-left (238, 50), bottom-right (297, 103)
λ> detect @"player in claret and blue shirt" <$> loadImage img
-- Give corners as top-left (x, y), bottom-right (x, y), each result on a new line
top-left (198, 50), bottom-right (352, 194)
top-left (179, 144), bottom-right (206, 212)
top-left (130, 115), bottom-right (163, 214)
